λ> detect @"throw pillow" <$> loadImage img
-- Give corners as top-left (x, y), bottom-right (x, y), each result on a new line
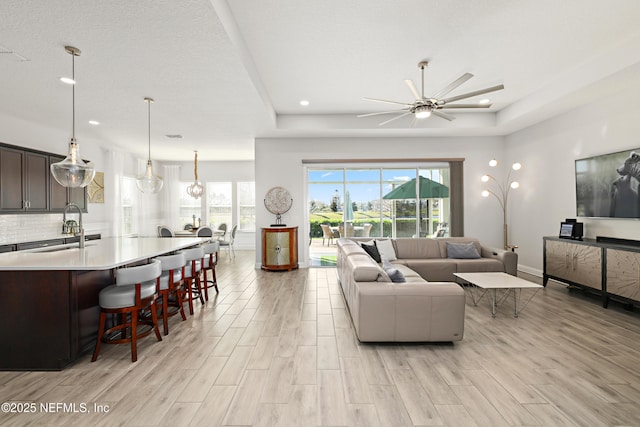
top-left (375, 239), bottom-right (397, 261)
top-left (446, 242), bottom-right (481, 259)
top-left (382, 259), bottom-right (406, 283)
top-left (361, 243), bottom-right (382, 263)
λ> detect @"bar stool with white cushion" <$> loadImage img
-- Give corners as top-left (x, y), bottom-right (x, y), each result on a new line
top-left (92, 260), bottom-right (163, 363)
top-left (201, 242), bottom-right (219, 300)
top-left (153, 252), bottom-right (187, 335)
top-left (179, 246), bottom-right (205, 315)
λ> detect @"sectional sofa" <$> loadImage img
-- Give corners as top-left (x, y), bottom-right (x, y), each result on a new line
top-left (336, 237), bottom-right (518, 342)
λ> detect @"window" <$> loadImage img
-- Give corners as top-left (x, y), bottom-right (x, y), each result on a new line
top-left (179, 182), bottom-right (203, 229)
top-left (207, 182), bottom-right (232, 229)
top-left (238, 181), bottom-right (255, 231)
top-left (121, 176), bottom-right (138, 236)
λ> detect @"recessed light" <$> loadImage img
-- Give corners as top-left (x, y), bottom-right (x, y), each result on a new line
top-left (60, 77), bottom-right (75, 85)
top-left (300, 100), bottom-right (310, 106)
top-left (479, 99), bottom-right (490, 105)
top-left (88, 120), bottom-right (99, 125)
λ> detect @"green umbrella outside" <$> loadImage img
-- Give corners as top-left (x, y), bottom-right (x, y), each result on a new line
top-left (383, 176), bottom-right (449, 199)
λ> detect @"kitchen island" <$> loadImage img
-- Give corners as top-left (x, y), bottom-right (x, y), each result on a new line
top-left (0, 237), bottom-right (205, 370)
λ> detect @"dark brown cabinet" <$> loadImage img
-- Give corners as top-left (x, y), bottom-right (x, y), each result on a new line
top-left (0, 146), bottom-right (49, 212)
top-left (0, 143), bottom-right (87, 214)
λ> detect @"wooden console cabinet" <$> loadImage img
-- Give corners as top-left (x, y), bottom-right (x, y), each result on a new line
top-left (261, 226), bottom-right (298, 271)
top-left (543, 236), bottom-right (640, 308)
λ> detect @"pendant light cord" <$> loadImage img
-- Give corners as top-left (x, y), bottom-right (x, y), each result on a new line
top-left (148, 99), bottom-right (151, 161)
top-left (71, 53), bottom-right (75, 140)
top-left (193, 151), bottom-right (199, 181)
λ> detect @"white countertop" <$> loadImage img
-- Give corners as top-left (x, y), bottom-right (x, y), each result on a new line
top-left (0, 237), bottom-right (207, 271)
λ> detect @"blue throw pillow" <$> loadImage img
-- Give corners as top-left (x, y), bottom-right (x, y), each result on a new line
top-left (446, 242), bottom-right (481, 259)
top-left (382, 259), bottom-right (406, 283)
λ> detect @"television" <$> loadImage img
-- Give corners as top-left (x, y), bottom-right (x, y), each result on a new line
top-left (575, 147), bottom-right (640, 218)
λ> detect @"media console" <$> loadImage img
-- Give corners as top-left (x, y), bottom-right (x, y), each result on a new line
top-left (544, 236), bottom-right (640, 308)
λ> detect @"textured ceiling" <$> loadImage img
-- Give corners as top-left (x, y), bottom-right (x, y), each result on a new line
top-left (0, 0), bottom-right (639, 161)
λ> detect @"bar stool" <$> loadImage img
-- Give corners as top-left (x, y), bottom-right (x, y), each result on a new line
top-left (180, 246), bottom-right (205, 315)
top-left (153, 252), bottom-right (187, 335)
top-left (92, 260), bottom-right (163, 363)
top-left (201, 242), bottom-right (219, 300)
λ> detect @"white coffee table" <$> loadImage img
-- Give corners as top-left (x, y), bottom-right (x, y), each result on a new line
top-left (453, 272), bottom-right (543, 318)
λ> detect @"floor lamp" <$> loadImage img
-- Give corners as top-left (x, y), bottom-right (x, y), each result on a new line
top-left (481, 159), bottom-right (521, 250)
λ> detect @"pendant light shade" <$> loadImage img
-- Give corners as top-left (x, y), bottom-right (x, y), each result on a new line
top-left (186, 151), bottom-right (204, 199)
top-left (50, 46), bottom-right (96, 188)
top-left (136, 97), bottom-right (163, 193)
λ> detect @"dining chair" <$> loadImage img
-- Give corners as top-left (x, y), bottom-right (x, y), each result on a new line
top-left (158, 226), bottom-right (174, 238)
top-left (216, 223), bottom-right (227, 241)
top-left (219, 224), bottom-right (237, 258)
top-left (197, 226), bottom-right (214, 238)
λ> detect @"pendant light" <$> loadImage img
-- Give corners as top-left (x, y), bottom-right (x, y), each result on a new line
top-left (186, 151), bottom-right (204, 199)
top-left (50, 46), bottom-right (96, 188)
top-left (136, 97), bottom-right (164, 193)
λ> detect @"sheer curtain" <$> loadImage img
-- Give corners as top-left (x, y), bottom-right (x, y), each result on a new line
top-left (104, 149), bottom-right (124, 237)
top-left (161, 165), bottom-right (181, 231)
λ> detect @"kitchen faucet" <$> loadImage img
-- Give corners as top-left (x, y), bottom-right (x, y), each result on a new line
top-left (62, 203), bottom-right (85, 248)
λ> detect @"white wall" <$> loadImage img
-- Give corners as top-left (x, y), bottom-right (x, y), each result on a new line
top-left (255, 136), bottom-right (506, 267)
top-left (506, 86), bottom-right (640, 275)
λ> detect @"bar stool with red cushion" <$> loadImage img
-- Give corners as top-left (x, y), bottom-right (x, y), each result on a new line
top-left (92, 260), bottom-right (163, 363)
top-left (201, 242), bottom-right (219, 300)
top-left (179, 246), bottom-right (205, 315)
top-left (153, 252), bottom-right (187, 335)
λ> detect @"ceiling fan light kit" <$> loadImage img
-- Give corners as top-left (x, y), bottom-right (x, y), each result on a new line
top-left (360, 59), bottom-right (505, 126)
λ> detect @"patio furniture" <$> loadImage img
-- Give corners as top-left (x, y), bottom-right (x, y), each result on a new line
top-left (320, 224), bottom-right (339, 246)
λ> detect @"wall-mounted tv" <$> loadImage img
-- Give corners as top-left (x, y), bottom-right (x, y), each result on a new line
top-left (576, 147), bottom-right (640, 218)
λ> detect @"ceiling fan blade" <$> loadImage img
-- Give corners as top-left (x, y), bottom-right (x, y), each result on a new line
top-left (363, 97), bottom-right (413, 106)
top-left (441, 103), bottom-right (492, 109)
top-left (431, 73), bottom-right (474, 99)
top-left (440, 84), bottom-right (504, 104)
top-left (378, 112), bottom-right (412, 126)
top-left (357, 109), bottom-right (410, 118)
top-left (432, 110), bottom-right (456, 121)
top-left (404, 79), bottom-right (421, 101)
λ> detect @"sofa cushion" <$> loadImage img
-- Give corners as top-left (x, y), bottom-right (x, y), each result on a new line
top-left (455, 258), bottom-right (505, 273)
top-left (382, 259), bottom-right (406, 282)
top-left (404, 259), bottom-right (458, 282)
top-left (348, 254), bottom-right (390, 282)
top-left (437, 237), bottom-right (482, 258)
top-left (446, 241), bottom-right (481, 259)
top-left (393, 238), bottom-right (441, 259)
top-left (361, 243), bottom-right (382, 263)
top-left (375, 239), bottom-right (397, 261)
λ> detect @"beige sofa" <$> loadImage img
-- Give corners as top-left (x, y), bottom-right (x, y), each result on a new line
top-left (336, 237), bottom-right (518, 342)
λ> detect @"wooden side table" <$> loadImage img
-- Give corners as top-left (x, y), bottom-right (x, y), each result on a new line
top-left (261, 226), bottom-right (298, 271)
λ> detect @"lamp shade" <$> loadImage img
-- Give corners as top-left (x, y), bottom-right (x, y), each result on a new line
top-left (136, 160), bottom-right (164, 193)
top-left (51, 140), bottom-right (96, 188)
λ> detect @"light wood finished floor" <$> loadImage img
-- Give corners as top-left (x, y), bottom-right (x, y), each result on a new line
top-left (2, 251), bottom-right (640, 426)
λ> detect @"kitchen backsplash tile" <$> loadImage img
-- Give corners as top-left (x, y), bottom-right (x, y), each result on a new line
top-left (0, 214), bottom-right (106, 245)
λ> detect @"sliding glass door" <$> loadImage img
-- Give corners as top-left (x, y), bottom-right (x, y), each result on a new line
top-left (308, 163), bottom-right (452, 266)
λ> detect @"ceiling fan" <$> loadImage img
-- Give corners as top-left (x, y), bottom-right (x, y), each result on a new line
top-left (359, 60), bottom-right (504, 125)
